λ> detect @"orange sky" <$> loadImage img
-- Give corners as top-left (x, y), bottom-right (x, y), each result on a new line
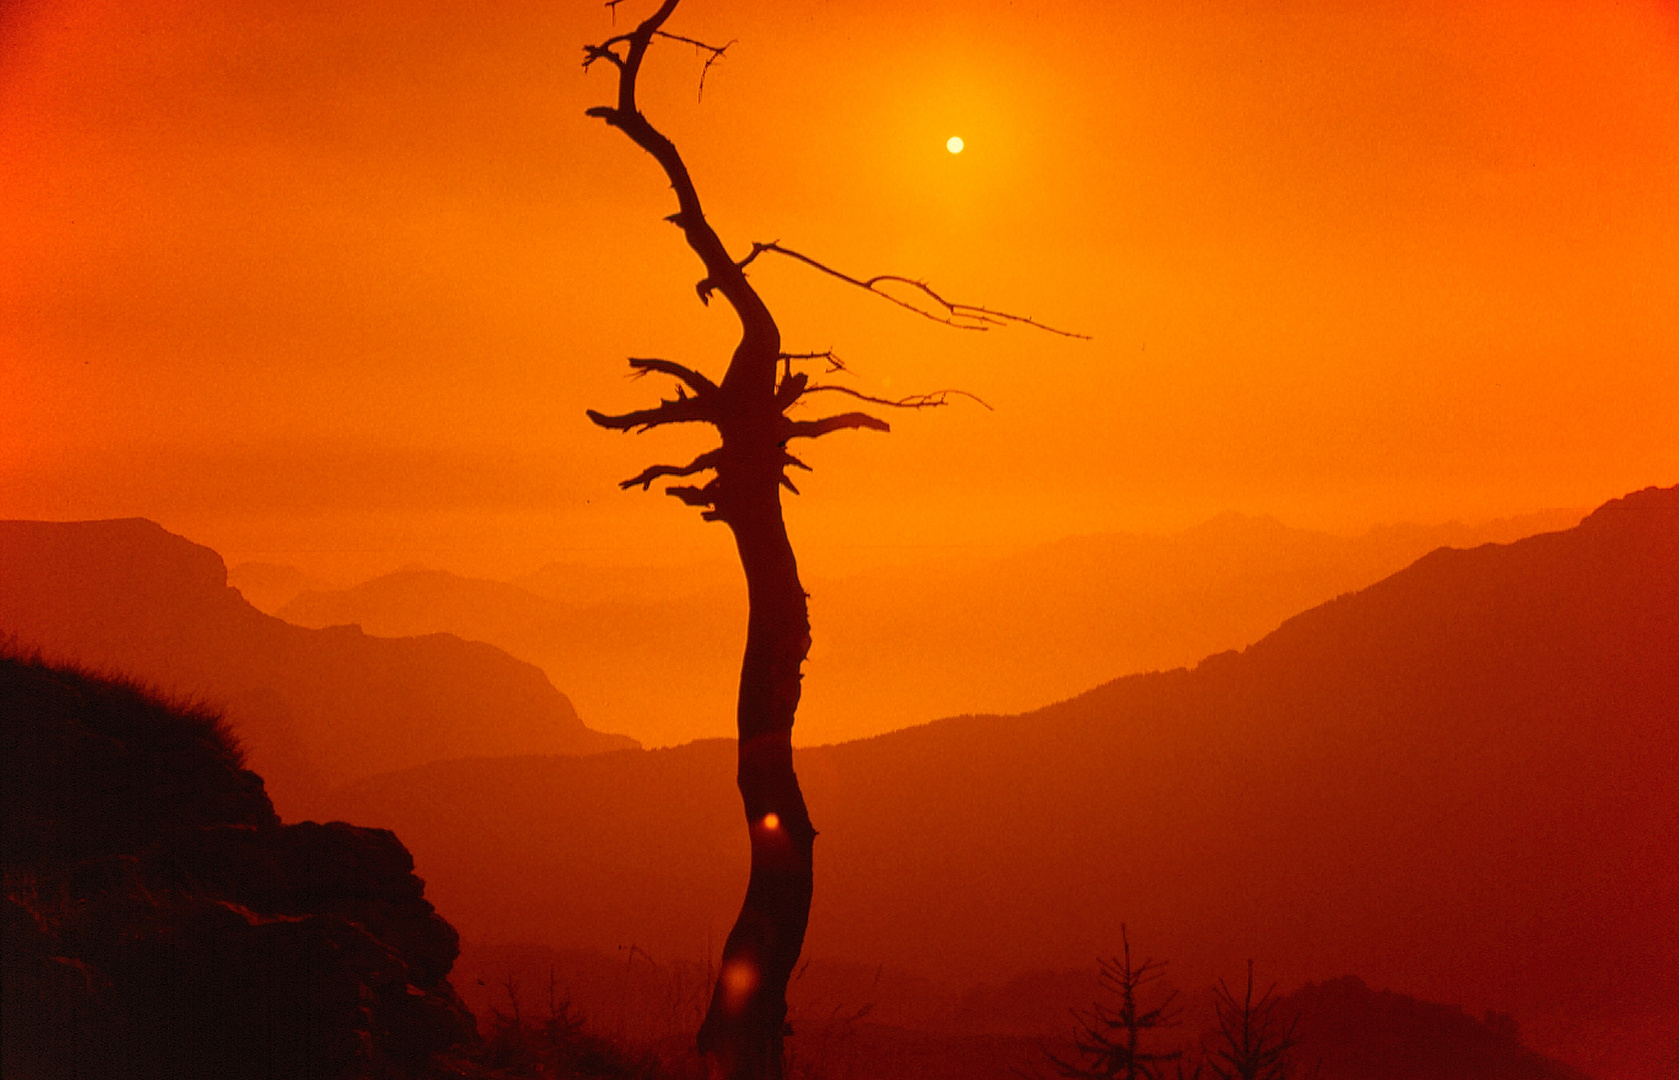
top-left (3, 0), bottom-right (1676, 582)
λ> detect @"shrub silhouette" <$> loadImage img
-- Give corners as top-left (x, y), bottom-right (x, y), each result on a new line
top-left (1, 647), bottom-right (272, 868)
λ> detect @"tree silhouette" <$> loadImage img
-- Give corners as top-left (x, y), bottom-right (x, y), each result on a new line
top-left (581, 3), bottom-right (1077, 1077)
top-left (1204, 962), bottom-right (1297, 1080)
top-left (1045, 925), bottom-right (1188, 1080)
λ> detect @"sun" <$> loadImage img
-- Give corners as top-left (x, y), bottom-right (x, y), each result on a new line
top-left (946, 135), bottom-right (964, 154)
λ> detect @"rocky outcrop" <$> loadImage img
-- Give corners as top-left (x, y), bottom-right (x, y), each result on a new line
top-left (2, 652), bottom-right (476, 1080)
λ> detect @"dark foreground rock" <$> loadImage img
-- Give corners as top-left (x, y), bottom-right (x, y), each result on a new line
top-left (2, 651), bottom-right (476, 1080)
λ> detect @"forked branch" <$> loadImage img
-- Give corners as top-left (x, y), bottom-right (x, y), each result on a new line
top-left (780, 349), bottom-right (851, 375)
top-left (582, 0), bottom-right (779, 365)
top-left (621, 448), bottom-right (723, 490)
top-left (740, 241), bottom-right (1089, 339)
top-left (801, 384), bottom-right (994, 411)
top-left (652, 30), bottom-right (735, 100)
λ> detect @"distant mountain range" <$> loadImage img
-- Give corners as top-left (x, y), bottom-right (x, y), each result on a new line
top-left (2, 492), bottom-right (1668, 1075)
top-left (0, 519), bottom-right (635, 816)
top-left (269, 508), bottom-right (1582, 746)
top-left (313, 486), bottom-right (1677, 1079)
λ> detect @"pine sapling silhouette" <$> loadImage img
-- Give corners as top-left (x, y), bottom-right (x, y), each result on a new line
top-left (1204, 962), bottom-right (1298, 1080)
top-left (580, 3), bottom-right (1079, 1077)
top-left (1044, 925), bottom-right (1188, 1080)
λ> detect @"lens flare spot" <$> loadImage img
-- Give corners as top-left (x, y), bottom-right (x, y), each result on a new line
top-left (722, 959), bottom-right (758, 1012)
top-left (946, 136), bottom-right (964, 154)
top-left (762, 812), bottom-right (780, 830)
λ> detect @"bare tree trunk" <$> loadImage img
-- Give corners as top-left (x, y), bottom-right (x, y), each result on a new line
top-left (583, 8), bottom-right (1075, 1075)
top-left (583, 6), bottom-right (814, 1074)
top-left (697, 477), bottom-right (815, 1077)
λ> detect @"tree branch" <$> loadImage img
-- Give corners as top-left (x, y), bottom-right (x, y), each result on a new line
top-left (627, 357), bottom-right (718, 395)
top-left (780, 349), bottom-right (850, 374)
top-left (582, 42), bottom-right (627, 70)
top-left (740, 241), bottom-right (1089, 339)
top-left (620, 448), bottom-right (723, 491)
top-left (783, 412), bottom-right (892, 440)
top-left (586, 394), bottom-right (715, 433)
top-left (666, 481), bottom-right (726, 521)
top-left (666, 481), bottom-right (716, 505)
top-left (583, 0), bottom-right (780, 387)
top-left (801, 384), bottom-right (994, 411)
top-left (650, 30), bottom-right (735, 101)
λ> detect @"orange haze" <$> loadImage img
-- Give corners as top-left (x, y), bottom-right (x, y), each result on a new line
top-left (3, 6), bottom-right (1677, 1074)
top-left (3, 0), bottom-right (1676, 584)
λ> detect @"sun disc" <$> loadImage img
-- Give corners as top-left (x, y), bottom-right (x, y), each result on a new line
top-left (946, 136), bottom-right (964, 154)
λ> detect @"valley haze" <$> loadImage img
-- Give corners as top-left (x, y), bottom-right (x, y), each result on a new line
top-left (4, 0), bottom-right (1677, 1075)
top-left (3, 485), bottom-right (1674, 1079)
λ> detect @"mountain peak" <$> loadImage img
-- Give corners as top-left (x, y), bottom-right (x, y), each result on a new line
top-left (0, 518), bottom-right (638, 817)
top-left (1577, 482), bottom-right (1678, 532)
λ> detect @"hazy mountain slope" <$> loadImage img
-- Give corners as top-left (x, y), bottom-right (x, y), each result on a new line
top-left (226, 560), bottom-right (333, 613)
top-left (1282, 976), bottom-right (1590, 1080)
top-left (0, 519), bottom-right (635, 816)
top-left (279, 509), bottom-right (1580, 746)
top-left (281, 568), bottom-right (747, 747)
top-left (317, 486), bottom-right (1675, 1078)
top-left (800, 508), bottom-right (1584, 744)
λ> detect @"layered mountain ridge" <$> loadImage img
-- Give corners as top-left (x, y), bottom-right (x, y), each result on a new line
top-left (269, 509), bottom-right (1581, 746)
top-left (316, 485), bottom-right (1677, 1078)
top-left (0, 518), bottom-right (635, 816)
top-left (3, 489), bottom-right (1670, 1077)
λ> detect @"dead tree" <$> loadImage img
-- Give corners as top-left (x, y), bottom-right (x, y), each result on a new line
top-left (581, 3), bottom-right (1078, 1075)
top-left (1046, 925), bottom-right (1187, 1080)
